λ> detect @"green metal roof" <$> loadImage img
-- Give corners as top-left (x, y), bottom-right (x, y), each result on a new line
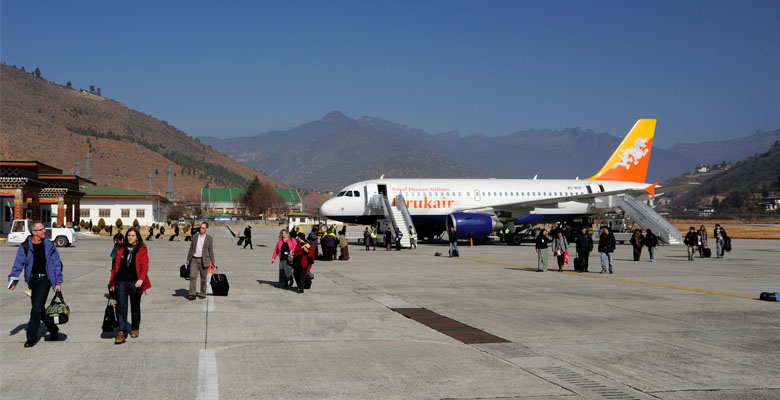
top-left (274, 188), bottom-right (302, 203)
top-left (201, 188), bottom-right (245, 202)
top-left (83, 186), bottom-right (158, 197)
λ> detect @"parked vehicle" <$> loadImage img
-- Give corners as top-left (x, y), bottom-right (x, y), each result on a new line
top-left (7, 219), bottom-right (77, 247)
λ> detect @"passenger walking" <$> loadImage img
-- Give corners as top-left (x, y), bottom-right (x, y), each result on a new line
top-left (552, 230), bottom-right (568, 272)
top-left (395, 227), bottom-right (403, 251)
top-left (293, 232), bottom-right (315, 293)
top-left (110, 233), bottom-right (125, 267)
top-left (535, 229), bottom-right (550, 272)
top-left (598, 226), bottom-right (616, 274)
top-left (185, 222), bottom-right (215, 301)
top-left (272, 229), bottom-right (296, 287)
top-left (338, 228), bottom-right (349, 260)
top-left (714, 224), bottom-right (727, 258)
top-left (629, 229), bottom-right (644, 261)
top-left (146, 225), bottom-right (154, 241)
top-left (408, 226), bottom-right (417, 249)
top-left (385, 227), bottom-right (392, 251)
top-left (7, 221), bottom-right (64, 348)
top-left (644, 229), bottom-right (658, 262)
top-left (448, 225), bottom-right (459, 257)
top-left (574, 227), bottom-right (593, 272)
top-left (108, 227), bottom-right (151, 344)
top-left (364, 227), bottom-right (371, 250)
top-left (174, 225), bottom-right (180, 241)
top-left (322, 228), bottom-right (337, 260)
top-left (698, 225), bottom-right (708, 257)
top-left (308, 226), bottom-right (320, 259)
top-left (159, 225), bottom-right (165, 238)
top-left (243, 226), bottom-right (253, 249)
top-left (684, 226), bottom-right (698, 261)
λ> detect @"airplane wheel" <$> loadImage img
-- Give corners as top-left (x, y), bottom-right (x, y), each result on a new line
top-left (509, 235), bottom-right (522, 246)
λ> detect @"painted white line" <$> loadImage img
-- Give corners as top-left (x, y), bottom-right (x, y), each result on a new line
top-left (196, 349), bottom-right (219, 400)
top-left (204, 274), bottom-right (214, 312)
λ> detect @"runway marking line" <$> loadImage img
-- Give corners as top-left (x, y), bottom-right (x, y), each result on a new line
top-left (410, 250), bottom-right (757, 300)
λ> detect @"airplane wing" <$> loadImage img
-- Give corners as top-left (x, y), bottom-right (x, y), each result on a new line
top-left (452, 187), bottom-right (650, 214)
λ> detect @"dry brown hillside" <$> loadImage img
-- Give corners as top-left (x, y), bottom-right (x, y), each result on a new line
top-left (0, 64), bottom-right (328, 208)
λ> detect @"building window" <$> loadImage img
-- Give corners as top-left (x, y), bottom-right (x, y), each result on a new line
top-left (121, 209), bottom-right (130, 218)
top-left (99, 209), bottom-right (111, 218)
top-left (136, 209), bottom-right (145, 218)
top-left (80, 208), bottom-right (90, 218)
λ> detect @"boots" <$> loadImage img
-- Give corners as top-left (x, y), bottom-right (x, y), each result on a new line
top-left (115, 331), bottom-right (126, 344)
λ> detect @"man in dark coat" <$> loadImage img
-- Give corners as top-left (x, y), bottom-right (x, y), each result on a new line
top-left (575, 227), bottom-right (593, 272)
top-left (384, 227), bottom-right (392, 251)
top-left (243, 226), bottom-right (253, 249)
top-left (598, 226), bottom-right (616, 274)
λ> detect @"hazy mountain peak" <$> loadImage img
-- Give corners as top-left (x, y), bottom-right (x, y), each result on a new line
top-left (321, 111), bottom-right (353, 122)
top-left (435, 130), bottom-right (461, 140)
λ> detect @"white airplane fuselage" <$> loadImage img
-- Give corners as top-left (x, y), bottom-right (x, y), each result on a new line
top-left (320, 178), bottom-right (650, 236)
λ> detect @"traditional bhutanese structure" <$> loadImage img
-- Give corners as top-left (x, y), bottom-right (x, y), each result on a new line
top-left (0, 160), bottom-right (95, 232)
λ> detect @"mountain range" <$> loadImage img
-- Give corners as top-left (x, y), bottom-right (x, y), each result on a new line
top-left (202, 111), bottom-right (780, 191)
top-left (0, 64), bottom-right (335, 208)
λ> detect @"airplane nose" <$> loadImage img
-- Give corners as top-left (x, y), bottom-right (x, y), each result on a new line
top-left (320, 198), bottom-right (338, 217)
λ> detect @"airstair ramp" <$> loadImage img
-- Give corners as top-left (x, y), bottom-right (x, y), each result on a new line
top-left (379, 194), bottom-right (412, 248)
top-left (613, 194), bottom-right (682, 245)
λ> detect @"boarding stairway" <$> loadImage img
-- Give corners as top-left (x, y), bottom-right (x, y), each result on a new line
top-left (377, 194), bottom-right (416, 248)
top-left (612, 194), bottom-right (683, 245)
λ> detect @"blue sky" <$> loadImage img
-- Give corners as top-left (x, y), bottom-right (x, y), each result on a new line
top-left (2, 0), bottom-right (779, 147)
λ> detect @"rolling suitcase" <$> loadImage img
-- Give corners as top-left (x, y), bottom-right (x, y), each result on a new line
top-left (169, 234), bottom-right (175, 241)
top-left (210, 267), bottom-right (229, 296)
top-left (237, 237), bottom-right (245, 246)
top-left (574, 257), bottom-right (582, 271)
top-left (702, 247), bottom-right (711, 258)
top-left (451, 248), bottom-right (459, 257)
top-left (155, 233), bottom-right (161, 239)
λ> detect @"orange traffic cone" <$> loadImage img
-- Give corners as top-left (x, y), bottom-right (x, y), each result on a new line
top-left (470, 238), bottom-right (474, 248)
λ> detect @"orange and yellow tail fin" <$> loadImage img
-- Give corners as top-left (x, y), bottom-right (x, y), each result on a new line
top-left (587, 119), bottom-right (656, 183)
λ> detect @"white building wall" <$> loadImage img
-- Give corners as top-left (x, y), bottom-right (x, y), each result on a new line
top-left (79, 198), bottom-right (169, 226)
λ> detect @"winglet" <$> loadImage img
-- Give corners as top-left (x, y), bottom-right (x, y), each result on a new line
top-left (587, 119), bottom-right (656, 183)
top-left (644, 182), bottom-right (658, 197)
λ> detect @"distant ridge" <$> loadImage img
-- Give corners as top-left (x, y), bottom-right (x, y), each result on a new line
top-left (202, 112), bottom-right (780, 191)
top-left (0, 64), bottom-right (287, 202)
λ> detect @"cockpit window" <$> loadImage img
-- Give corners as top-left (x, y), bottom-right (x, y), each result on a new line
top-left (353, 191), bottom-right (360, 197)
top-left (346, 191), bottom-right (353, 197)
top-left (337, 191), bottom-right (346, 197)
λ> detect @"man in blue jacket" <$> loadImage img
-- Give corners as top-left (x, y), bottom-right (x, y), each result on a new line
top-left (8, 221), bottom-right (64, 348)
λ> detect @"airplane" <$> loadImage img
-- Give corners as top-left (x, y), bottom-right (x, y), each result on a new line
top-left (320, 119), bottom-right (668, 241)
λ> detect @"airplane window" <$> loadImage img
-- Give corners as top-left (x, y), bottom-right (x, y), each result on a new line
top-left (337, 191), bottom-right (346, 197)
top-left (466, 192), bottom-right (470, 196)
top-left (346, 191), bottom-right (353, 197)
top-left (353, 191), bottom-right (360, 197)
top-left (458, 192), bottom-right (461, 196)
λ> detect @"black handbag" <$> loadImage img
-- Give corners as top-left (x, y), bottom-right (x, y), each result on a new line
top-left (180, 264), bottom-right (190, 279)
top-left (102, 293), bottom-right (118, 332)
top-left (210, 266), bottom-right (229, 296)
top-left (42, 291), bottom-right (70, 325)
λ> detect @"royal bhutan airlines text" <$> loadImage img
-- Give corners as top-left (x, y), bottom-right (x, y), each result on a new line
top-left (391, 187), bottom-right (455, 209)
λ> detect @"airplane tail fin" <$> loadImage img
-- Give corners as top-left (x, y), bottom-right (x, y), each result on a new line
top-left (587, 119), bottom-right (656, 183)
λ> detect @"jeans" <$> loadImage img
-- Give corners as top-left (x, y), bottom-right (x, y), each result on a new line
top-left (648, 246), bottom-right (655, 260)
top-left (716, 239), bottom-right (724, 257)
top-left (687, 245), bottom-right (696, 260)
top-left (577, 250), bottom-right (590, 271)
top-left (601, 252), bottom-right (614, 272)
top-left (537, 249), bottom-right (548, 271)
top-left (115, 280), bottom-right (141, 336)
top-left (27, 276), bottom-right (58, 341)
top-left (449, 242), bottom-right (458, 256)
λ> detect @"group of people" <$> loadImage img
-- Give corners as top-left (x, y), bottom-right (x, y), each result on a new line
top-left (535, 225), bottom-right (658, 274)
top-left (684, 223), bottom-right (729, 261)
top-left (271, 228), bottom-right (315, 293)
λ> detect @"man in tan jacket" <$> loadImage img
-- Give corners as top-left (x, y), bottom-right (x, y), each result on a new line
top-left (185, 222), bottom-right (215, 300)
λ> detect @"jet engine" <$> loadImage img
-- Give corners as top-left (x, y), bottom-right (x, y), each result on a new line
top-left (446, 212), bottom-right (503, 239)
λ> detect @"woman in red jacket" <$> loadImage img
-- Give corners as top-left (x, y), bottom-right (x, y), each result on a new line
top-left (108, 227), bottom-right (151, 344)
top-left (293, 232), bottom-right (315, 293)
